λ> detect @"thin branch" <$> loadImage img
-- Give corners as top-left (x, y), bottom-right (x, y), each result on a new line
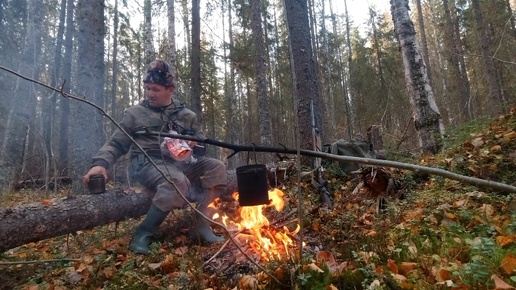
top-left (203, 237), bottom-right (232, 266)
top-left (134, 130), bottom-right (516, 194)
top-left (464, 52), bottom-right (516, 65)
top-left (0, 258), bottom-right (80, 265)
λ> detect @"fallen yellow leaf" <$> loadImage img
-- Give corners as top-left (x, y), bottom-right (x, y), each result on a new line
top-left (387, 259), bottom-right (398, 274)
top-left (83, 255), bottom-right (94, 265)
top-left (480, 204), bottom-right (495, 217)
top-left (148, 262), bottom-right (162, 270)
top-left (503, 131), bottom-right (516, 143)
top-left (491, 145), bottom-right (502, 151)
top-left (366, 230), bottom-right (377, 237)
top-left (497, 236), bottom-right (516, 247)
top-left (42, 199), bottom-right (53, 206)
top-left (493, 224), bottom-right (504, 235)
top-left (162, 254), bottom-right (174, 273)
top-left (306, 262), bottom-right (324, 273)
top-left (444, 212), bottom-right (458, 221)
top-left (391, 273), bottom-right (407, 282)
top-left (501, 253), bottom-right (516, 275)
top-left (316, 251), bottom-right (336, 267)
top-left (471, 137), bottom-right (484, 147)
top-left (399, 262), bottom-right (418, 276)
top-left (435, 269), bottom-right (452, 282)
top-left (102, 267), bottom-right (116, 279)
top-left (404, 208), bottom-right (424, 221)
top-left (491, 274), bottom-right (516, 289)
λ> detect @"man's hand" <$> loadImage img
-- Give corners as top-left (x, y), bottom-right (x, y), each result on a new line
top-left (187, 140), bottom-right (197, 148)
top-left (83, 166), bottom-right (108, 186)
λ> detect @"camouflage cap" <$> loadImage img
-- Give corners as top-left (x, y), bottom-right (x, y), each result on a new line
top-left (143, 59), bottom-right (175, 88)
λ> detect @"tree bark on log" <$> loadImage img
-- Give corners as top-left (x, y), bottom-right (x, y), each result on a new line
top-left (0, 187), bottom-right (154, 253)
top-left (1, 172), bottom-right (241, 253)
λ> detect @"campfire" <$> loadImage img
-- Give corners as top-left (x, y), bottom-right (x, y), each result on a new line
top-left (212, 188), bottom-right (299, 261)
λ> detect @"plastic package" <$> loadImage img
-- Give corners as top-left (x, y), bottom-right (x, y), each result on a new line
top-left (162, 130), bottom-right (193, 161)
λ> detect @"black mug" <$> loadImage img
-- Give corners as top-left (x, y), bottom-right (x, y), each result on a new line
top-left (88, 174), bottom-right (106, 194)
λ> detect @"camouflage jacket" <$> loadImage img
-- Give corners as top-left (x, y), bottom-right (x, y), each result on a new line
top-left (91, 98), bottom-right (201, 169)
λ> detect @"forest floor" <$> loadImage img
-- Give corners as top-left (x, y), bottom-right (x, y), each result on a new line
top-left (1, 108), bottom-right (516, 290)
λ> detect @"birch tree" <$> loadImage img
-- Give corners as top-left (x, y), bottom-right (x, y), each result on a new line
top-left (415, 0), bottom-right (432, 87)
top-left (390, 0), bottom-right (444, 154)
top-left (344, 0), bottom-right (357, 139)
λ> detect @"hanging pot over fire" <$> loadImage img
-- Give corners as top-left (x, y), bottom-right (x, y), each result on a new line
top-left (236, 164), bottom-right (270, 206)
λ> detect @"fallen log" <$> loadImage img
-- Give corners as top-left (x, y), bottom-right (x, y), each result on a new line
top-left (0, 187), bottom-right (154, 253)
top-left (0, 169), bottom-right (272, 253)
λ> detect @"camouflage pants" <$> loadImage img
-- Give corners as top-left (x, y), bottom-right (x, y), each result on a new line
top-left (134, 157), bottom-right (227, 212)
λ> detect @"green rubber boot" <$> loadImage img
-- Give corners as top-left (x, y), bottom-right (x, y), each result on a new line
top-left (129, 204), bottom-right (169, 254)
top-left (189, 187), bottom-right (225, 243)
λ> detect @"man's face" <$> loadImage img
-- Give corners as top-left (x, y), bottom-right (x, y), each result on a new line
top-left (144, 83), bottom-right (174, 107)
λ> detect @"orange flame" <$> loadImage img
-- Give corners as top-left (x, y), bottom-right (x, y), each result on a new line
top-left (220, 188), bottom-right (297, 261)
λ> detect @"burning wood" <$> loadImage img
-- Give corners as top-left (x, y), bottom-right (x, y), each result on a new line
top-left (211, 188), bottom-right (299, 262)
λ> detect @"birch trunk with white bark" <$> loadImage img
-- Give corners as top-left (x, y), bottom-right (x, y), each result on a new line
top-left (390, 0), bottom-right (444, 154)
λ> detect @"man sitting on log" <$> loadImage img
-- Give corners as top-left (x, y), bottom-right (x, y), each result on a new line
top-left (83, 59), bottom-right (226, 254)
